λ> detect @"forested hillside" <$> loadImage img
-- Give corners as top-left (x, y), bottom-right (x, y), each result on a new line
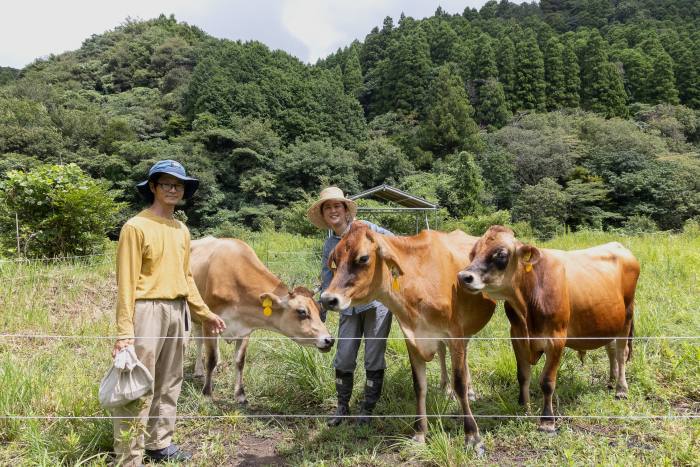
top-left (1, 1), bottom-right (699, 242)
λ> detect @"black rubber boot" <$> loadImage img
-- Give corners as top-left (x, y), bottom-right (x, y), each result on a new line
top-left (328, 369), bottom-right (353, 427)
top-left (357, 369), bottom-right (385, 425)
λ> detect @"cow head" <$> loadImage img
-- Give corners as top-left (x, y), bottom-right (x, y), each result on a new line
top-left (320, 221), bottom-right (400, 311)
top-left (457, 225), bottom-right (541, 298)
top-left (259, 286), bottom-right (334, 352)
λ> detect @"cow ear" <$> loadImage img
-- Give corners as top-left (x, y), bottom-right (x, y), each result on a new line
top-left (259, 292), bottom-right (284, 309)
top-left (516, 244), bottom-right (542, 266)
top-left (373, 232), bottom-right (404, 276)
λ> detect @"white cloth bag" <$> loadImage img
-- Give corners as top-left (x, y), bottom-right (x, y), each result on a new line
top-left (99, 345), bottom-right (154, 409)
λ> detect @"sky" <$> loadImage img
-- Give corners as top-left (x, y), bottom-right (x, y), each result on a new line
top-left (0, 0), bottom-right (526, 69)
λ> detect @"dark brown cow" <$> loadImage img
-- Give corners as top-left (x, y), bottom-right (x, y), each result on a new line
top-left (458, 226), bottom-right (640, 432)
top-left (320, 222), bottom-right (496, 453)
top-left (190, 237), bottom-right (334, 400)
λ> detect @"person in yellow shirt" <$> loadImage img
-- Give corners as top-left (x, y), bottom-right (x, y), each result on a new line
top-left (111, 160), bottom-right (226, 466)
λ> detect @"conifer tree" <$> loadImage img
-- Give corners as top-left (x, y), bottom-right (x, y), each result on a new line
top-left (384, 29), bottom-right (432, 114)
top-left (474, 33), bottom-right (498, 80)
top-left (646, 45), bottom-right (680, 104)
top-left (617, 48), bottom-right (652, 103)
top-left (514, 32), bottom-right (546, 111)
top-left (544, 36), bottom-right (566, 110)
top-left (475, 78), bottom-right (511, 129)
top-left (421, 65), bottom-right (479, 158)
top-left (561, 39), bottom-right (580, 107)
top-left (342, 48), bottom-right (363, 99)
top-left (675, 37), bottom-right (700, 108)
top-left (496, 36), bottom-right (517, 110)
top-left (580, 31), bottom-right (627, 117)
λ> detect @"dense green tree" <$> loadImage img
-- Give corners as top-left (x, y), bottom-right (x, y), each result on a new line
top-left (580, 32), bottom-right (628, 117)
top-left (380, 29), bottom-right (432, 115)
top-left (543, 36), bottom-right (567, 109)
top-left (561, 39), bottom-right (580, 107)
top-left (360, 17), bottom-right (394, 73)
top-left (512, 177), bottom-right (568, 239)
top-left (474, 34), bottom-right (498, 80)
top-left (476, 145), bottom-right (516, 209)
top-left (420, 65), bottom-right (479, 158)
top-left (617, 48), bottom-right (652, 102)
top-left (674, 37), bottom-right (700, 108)
top-left (496, 36), bottom-right (518, 110)
top-left (646, 45), bottom-right (680, 104)
top-left (475, 78), bottom-right (511, 129)
top-left (436, 151), bottom-right (485, 217)
top-left (513, 32), bottom-right (546, 111)
top-left (424, 19), bottom-right (459, 65)
top-left (342, 48), bottom-right (364, 99)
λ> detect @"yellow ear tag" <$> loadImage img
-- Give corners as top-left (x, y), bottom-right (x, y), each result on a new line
top-left (263, 306), bottom-right (273, 316)
top-left (331, 260), bottom-right (336, 269)
top-left (262, 297), bottom-right (273, 307)
top-left (523, 251), bottom-right (532, 262)
top-left (391, 273), bottom-right (400, 291)
top-left (524, 263), bottom-right (533, 273)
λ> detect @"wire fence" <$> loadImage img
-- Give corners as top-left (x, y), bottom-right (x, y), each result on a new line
top-left (1, 249), bottom-right (698, 425)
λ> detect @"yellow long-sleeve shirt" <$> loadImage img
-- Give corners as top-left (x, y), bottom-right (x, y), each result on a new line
top-left (115, 209), bottom-right (215, 339)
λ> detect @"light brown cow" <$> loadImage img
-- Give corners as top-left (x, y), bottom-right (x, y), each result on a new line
top-left (190, 236), bottom-right (334, 400)
top-left (320, 222), bottom-right (496, 454)
top-left (458, 226), bottom-right (640, 432)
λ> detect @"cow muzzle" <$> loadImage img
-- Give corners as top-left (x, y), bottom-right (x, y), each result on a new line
top-left (317, 335), bottom-right (335, 352)
top-left (320, 292), bottom-right (350, 311)
top-left (458, 270), bottom-right (484, 293)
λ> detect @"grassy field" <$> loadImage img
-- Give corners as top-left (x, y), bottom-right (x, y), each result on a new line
top-left (0, 229), bottom-right (698, 466)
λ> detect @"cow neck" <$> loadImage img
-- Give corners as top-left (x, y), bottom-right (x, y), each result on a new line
top-left (374, 234), bottom-right (431, 324)
top-left (504, 264), bottom-right (546, 336)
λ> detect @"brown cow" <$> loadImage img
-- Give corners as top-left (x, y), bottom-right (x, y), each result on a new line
top-left (320, 222), bottom-right (496, 453)
top-left (457, 226), bottom-right (640, 432)
top-left (190, 236), bottom-right (334, 400)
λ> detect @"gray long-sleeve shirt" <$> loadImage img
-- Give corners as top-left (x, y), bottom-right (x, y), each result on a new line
top-left (320, 220), bottom-right (393, 316)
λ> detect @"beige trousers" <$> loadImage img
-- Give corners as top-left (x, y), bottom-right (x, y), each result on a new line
top-left (112, 299), bottom-right (188, 467)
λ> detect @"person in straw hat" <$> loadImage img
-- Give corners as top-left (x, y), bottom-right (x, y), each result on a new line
top-left (307, 186), bottom-right (393, 426)
top-left (111, 160), bottom-right (226, 465)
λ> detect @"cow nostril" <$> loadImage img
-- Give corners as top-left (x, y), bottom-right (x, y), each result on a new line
top-left (323, 296), bottom-right (339, 309)
top-left (461, 272), bottom-right (474, 284)
top-left (325, 337), bottom-right (334, 346)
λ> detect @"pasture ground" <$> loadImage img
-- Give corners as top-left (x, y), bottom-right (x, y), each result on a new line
top-left (0, 230), bottom-right (698, 466)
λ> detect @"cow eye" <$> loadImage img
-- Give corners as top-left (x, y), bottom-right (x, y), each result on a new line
top-left (296, 308), bottom-right (308, 319)
top-left (357, 255), bottom-right (370, 265)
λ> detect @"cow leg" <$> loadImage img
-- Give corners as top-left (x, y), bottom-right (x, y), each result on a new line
top-left (511, 331), bottom-right (532, 406)
top-left (605, 341), bottom-right (618, 390)
top-left (614, 335), bottom-right (629, 399)
top-left (407, 346), bottom-right (428, 444)
top-left (538, 342), bottom-right (564, 433)
top-left (464, 342), bottom-right (476, 401)
top-left (233, 336), bottom-right (250, 404)
top-left (202, 334), bottom-right (219, 397)
top-left (193, 324), bottom-right (205, 378)
top-left (449, 340), bottom-right (483, 456)
top-left (437, 341), bottom-right (453, 398)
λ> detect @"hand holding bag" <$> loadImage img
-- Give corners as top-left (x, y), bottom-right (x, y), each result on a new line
top-left (99, 345), bottom-right (154, 409)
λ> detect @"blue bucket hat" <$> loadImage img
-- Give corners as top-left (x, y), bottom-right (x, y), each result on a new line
top-left (136, 160), bottom-right (199, 201)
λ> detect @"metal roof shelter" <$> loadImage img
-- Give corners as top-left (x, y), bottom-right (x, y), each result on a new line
top-left (349, 184), bottom-right (439, 233)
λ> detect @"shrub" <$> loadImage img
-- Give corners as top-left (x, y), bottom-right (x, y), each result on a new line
top-left (621, 214), bottom-right (659, 235)
top-left (0, 164), bottom-right (125, 258)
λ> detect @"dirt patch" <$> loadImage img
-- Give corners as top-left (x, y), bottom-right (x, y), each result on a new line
top-left (234, 434), bottom-right (287, 466)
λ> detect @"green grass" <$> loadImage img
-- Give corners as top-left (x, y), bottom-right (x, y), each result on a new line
top-left (0, 230), bottom-right (698, 465)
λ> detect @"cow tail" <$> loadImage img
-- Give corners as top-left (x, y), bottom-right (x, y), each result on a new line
top-left (626, 319), bottom-right (634, 363)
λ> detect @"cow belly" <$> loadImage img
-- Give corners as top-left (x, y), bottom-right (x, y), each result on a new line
top-left (566, 302), bottom-right (627, 351)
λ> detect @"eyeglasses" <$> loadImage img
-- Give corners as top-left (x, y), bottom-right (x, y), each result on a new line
top-left (156, 182), bottom-right (185, 192)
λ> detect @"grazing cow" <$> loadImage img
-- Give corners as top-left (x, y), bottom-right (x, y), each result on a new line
top-left (190, 236), bottom-right (334, 400)
top-left (320, 222), bottom-right (496, 453)
top-left (457, 226), bottom-right (640, 432)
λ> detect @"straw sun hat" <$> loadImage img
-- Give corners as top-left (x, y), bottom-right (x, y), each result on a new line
top-left (306, 187), bottom-right (358, 230)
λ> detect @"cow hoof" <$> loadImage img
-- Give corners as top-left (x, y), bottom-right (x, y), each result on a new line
top-left (468, 390), bottom-right (477, 402)
top-left (537, 422), bottom-right (556, 434)
top-left (607, 382), bottom-right (615, 390)
top-left (411, 433), bottom-right (426, 444)
top-left (466, 436), bottom-right (485, 457)
top-left (235, 393), bottom-right (248, 405)
top-left (615, 391), bottom-right (628, 400)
